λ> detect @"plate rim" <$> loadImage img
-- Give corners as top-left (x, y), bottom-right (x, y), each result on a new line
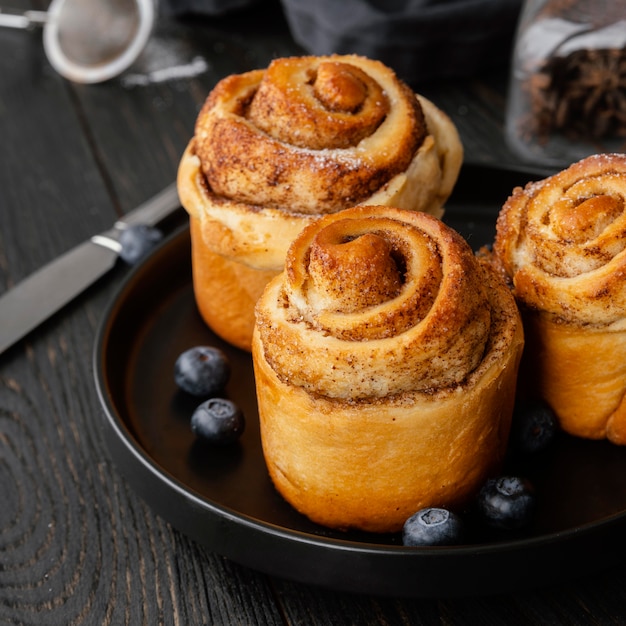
top-left (93, 220), bottom-right (626, 598)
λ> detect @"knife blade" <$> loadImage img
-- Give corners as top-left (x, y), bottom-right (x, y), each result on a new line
top-left (0, 182), bottom-right (181, 356)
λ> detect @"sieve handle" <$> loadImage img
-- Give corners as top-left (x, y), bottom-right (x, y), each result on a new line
top-left (0, 9), bottom-right (47, 29)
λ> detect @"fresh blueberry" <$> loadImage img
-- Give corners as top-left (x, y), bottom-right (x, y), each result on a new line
top-left (476, 476), bottom-right (535, 531)
top-left (402, 507), bottom-right (465, 547)
top-left (174, 346), bottom-right (230, 397)
top-left (119, 224), bottom-right (163, 264)
top-left (191, 398), bottom-right (245, 445)
top-left (509, 400), bottom-right (558, 455)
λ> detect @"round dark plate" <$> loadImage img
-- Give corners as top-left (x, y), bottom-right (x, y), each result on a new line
top-left (94, 165), bottom-right (626, 598)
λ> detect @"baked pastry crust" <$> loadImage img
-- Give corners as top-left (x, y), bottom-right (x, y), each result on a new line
top-left (177, 54), bottom-right (463, 350)
top-left (493, 153), bottom-right (626, 444)
top-left (253, 206), bottom-right (523, 532)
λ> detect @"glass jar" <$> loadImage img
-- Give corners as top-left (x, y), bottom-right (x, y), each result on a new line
top-left (505, 0), bottom-right (626, 168)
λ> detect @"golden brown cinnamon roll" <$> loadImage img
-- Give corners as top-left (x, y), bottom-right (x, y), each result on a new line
top-left (493, 153), bottom-right (626, 444)
top-left (177, 54), bottom-right (463, 351)
top-left (252, 206), bottom-right (523, 533)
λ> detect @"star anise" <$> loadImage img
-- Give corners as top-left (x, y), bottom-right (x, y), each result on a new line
top-left (514, 0), bottom-right (626, 148)
top-left (528, 45), bottom-right (626, 142)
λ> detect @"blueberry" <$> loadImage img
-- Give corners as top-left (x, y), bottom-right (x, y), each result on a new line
top-left (509, 400), bottom-right (558, 455)
top-left (476, 476), bottom-right (535, 531)
top-left (119, 224), bottom-right (163, 264)
top-left (191, 398), bottom-right (245, 445)
top-left (402, 507), bottom-right (465, 547)
top-left (174, 346), bottom-right (230, 397)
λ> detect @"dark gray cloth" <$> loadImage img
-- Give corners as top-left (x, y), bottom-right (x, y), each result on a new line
top-left (162, 0), bottom-right (523, 84)
top-left (161, 0), bottom-right (261, 15)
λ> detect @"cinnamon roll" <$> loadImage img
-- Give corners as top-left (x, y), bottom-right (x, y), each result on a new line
top-left (252, 206), bottom-right (523, 533)
top-left (493, 153), bottom-right (626, 444)
top-left (177, 54), bottom-right (463, 351)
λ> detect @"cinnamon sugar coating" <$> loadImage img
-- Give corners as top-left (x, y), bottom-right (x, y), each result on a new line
top-left (177, 54), bottom-right (463, 351)
top-left (256, 206), bottom-right (519, 400)
top-left (252, 205), bottom-right (524, 532)
top-left (249, 59), bottom-right (393, 149)
top-left (493, 153), bottom-right (626, 445)
top-left (178, 54), bottom-right (463, 273)
top-left (494, 153), bottom-right (626, 326)
top-left (193, 55), bottom-right (427, 215)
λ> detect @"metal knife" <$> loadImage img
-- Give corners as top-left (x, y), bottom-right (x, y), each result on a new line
top-left (0, 182), bottom-right (181, 356)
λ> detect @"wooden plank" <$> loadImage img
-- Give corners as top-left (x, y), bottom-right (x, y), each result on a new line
top-left (0, 5), bottom-right (286, 624)
top-left (4, 2), bottom-right (625, 623)
top-left (67, 6), bottom-right (303, 213)
top-left (0, 11), bottom-right (115, 282)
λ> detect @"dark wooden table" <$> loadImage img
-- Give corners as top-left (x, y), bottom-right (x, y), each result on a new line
top-left (2, 2), bottom-right (626, 624)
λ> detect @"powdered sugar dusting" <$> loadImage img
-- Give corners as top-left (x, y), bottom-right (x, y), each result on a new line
top-left (122, 56), bottom-right (208, 87)
top-left (120, 33), bottom-right (209, 88)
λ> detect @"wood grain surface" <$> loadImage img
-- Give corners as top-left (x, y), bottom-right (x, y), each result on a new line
top-left (1, 1), bottom-right (626, 624)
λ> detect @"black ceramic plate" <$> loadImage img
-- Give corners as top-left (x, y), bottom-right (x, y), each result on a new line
top-left (94, 164), bottom-right (626, 598)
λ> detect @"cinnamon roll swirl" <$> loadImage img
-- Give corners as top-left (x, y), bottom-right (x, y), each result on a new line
top-left (493, 153), bottom-right (626, 444)
top-left (252, 206), bottom-right (523, 532)
top-left (177, 54), bottom-right (463, 350)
